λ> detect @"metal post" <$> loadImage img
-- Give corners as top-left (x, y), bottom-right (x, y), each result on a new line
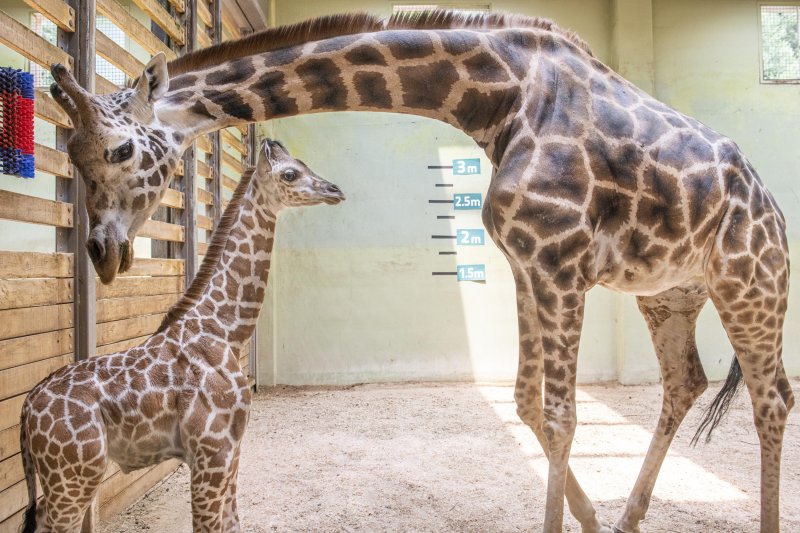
top-left (210, 0), bottom-right (223, 226)
top-left (56, 1), bottom-right (96, 362)
top-left (56, 5), bottom-right (97, 531)
top-left (178, 0), bottom-right (198, 279)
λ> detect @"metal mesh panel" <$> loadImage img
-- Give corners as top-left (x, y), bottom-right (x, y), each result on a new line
top-left (30, 14), bottom-right (56, 88)
top-left (96, 16), bottom-right (127, 86)
top-left (761, 6), bottom-right (800, 82)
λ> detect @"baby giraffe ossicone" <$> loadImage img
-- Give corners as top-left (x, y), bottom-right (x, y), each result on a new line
top-left (19, 140), bottom-right (345, 532)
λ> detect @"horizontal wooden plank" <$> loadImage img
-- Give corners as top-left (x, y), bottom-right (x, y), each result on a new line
top-left (0, 354), bottom-right (70, 402)
top-left (222, 175), bottom-right (238, 192)
top-left (0, 304), bottom-right (72, 342)
top-left (97, 313), bottom-right (164, 346)
top-left (22, 0), bottom-right (75, 32)
top-left (0, 9), bottom-right (73, 70)
top-left (167, 0), bottom-right (185, 14)
top-left (161, 188), bottom-right (184, 209)
top-left (96, 275), bottom-right (183, 300)
top-left (95, 73), bottom-right (119, 95)
top-left (222, 129), bottom-right (247, 155)
top-left (121, 258), bottom-right (184, 277)
top-left (97, 294), bottom-right (176, 323)
top-left (131, 0), bottom-right (185, 45)
top-left (196, 135), bottom-right (212, 153)
top-left (0, 251), bottom-right (72, 278)
top-left (0, 329), bottom-right (72, 372)
top-left (96, 29), bottom-right (144, 79)
top-left (94, 334), bottom-right (149, 357)
top-left (196, 214), bottom-right (214, 231)
top-left (97, 0), bottom-right (175, 59)
top-left (222, 151), bottom-right (244, 174)
top-left (0, 454), bottom-right (23, 497)
top-left (196, 187), bottom-right (213, 205)
top-left (0, 278), bottom-right (72, 311)
top-left (197, 241), bottom-right (209, 256)
top-left (0, 190), bottom-right (72, 228)
top-left (34, 143), bottom-right (73, 178)
top-left (139, 219), bottom-right (185, 242)
top-left (197, 0), bottom-right (212, 28)
top-left (99, 460), bottom-right (180, 522)
top-left (197, 28), bottom-right (212, 49)
top-left (0, 478), bottom-right (40, 526)
top-left (221, 6), bottom-right (241, 39)
top-left (196, 159), bottom-right (212, 180)
top-left (0, 395), bottom-right (27, 433)
top-left (34, 89), bottom-right (73, 129)
top-left (0, 426), bottom-right (19, 464)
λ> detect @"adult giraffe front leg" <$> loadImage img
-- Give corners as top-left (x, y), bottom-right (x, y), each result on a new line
top-left (614, 284), bottom-right (709, 533)
top-left (509, 267), bottom-right (612, 533)
top-left (190, 444), bottom-right (239, 532)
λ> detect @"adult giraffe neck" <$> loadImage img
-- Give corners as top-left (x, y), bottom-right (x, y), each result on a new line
top-left (159, 170), bottom-right (276, 349)
top-left (157, 28), bottom-right (542, 157)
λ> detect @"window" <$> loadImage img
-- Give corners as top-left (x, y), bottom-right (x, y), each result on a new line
top-left (760, 5), bottom-right (800, 83)
top-left (392, 4), bottom-right (490, 16)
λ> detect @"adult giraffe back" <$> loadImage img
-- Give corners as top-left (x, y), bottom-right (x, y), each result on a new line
top-left (49, 10), bottom-right (792, 532)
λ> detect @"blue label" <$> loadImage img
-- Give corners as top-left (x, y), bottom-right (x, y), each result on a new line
top-left (457, 264), bottom-right (486, 282)
top-left (453, 158), bottom-right (481, 175)
top-left (457, 229), bottom-right (485, 246)
top-left (453, 193), bottom-right (482, 210)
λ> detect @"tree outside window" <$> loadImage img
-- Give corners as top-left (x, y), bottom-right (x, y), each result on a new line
top-left (761, 5), bottom-right (800, 82)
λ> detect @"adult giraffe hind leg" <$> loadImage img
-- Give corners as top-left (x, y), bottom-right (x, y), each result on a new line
top-left (705, 195), bottom-right (793, 533)
top-left (511, 268), bottom-right (613, 533)
top-left (614, 284), bottom-right (709, 533)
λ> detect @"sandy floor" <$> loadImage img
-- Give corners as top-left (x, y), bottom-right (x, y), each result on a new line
top-left (100, 380), bottom-right (800, 532)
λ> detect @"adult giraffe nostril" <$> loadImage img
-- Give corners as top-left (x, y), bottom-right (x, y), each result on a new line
top-left (87, 237), bottom-right (105, 265)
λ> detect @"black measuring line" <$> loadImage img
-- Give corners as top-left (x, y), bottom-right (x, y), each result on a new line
top-left (428, 165), bottom-right (454, 169)
top-left (439, 251), bottom-right (457, 255)
top-left (428, 199), bottom-right (454, 204)
top-left (435, 183), bottom-right (454, 187)
top-left (431, 235), bottom-right (456, 239)
top-left (437, 215), bottom-right (455, 220)
top-left (431, 271), bottom-right (458, 276)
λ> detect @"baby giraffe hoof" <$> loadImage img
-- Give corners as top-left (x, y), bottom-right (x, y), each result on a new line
top-left (583, 518), bottom-right (615, 533)
top-left (613, 526), bottom-right (640, 533)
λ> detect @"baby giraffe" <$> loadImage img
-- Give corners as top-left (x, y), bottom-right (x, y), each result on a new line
top-left (19, 139), bottom-right (345, 532)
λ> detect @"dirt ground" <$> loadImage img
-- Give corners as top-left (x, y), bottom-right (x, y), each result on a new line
top-left (100, 380), bottom-right (800, 532)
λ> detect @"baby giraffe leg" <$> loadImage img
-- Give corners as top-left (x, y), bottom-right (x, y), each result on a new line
top-left (221, 446), bottom-right (243, 533)
top-left (614, 284), bottom-right (709, 533)
top-left (190, 445), bottom-right (238, 532)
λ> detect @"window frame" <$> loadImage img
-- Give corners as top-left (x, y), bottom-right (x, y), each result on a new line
top-left (758, 1), bottom-right (800, 84)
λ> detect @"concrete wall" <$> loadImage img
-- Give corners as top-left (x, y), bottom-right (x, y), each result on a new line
top-left (257, 0), bottom-right (800, 386)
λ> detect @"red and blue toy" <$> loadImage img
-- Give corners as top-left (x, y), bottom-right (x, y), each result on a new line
top-left (0, 67), bottom-right (35, 178)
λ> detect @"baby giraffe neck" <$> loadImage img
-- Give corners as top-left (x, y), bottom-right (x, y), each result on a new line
top-left (161, 173), bottom-right (276, 355)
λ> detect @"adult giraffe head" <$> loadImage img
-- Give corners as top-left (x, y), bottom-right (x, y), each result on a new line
top-left (50, 53), bottom-right (183, 283)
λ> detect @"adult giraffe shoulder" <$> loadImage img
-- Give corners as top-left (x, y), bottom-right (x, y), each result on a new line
top-left (50, 10), bottom-right (793, 532)
top-left (19, 140), bottom-right (345, 532)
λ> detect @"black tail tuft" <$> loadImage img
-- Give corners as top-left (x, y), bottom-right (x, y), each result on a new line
top-left (21, 502), bottom-right (36, 533)
top-left (691, 356), bottom-right (744, 446)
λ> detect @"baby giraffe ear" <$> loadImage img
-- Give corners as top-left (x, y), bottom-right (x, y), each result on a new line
top-left (135, 53), bottom-right (169, 103)
top-left (258, 139), bottom-right (274, 172)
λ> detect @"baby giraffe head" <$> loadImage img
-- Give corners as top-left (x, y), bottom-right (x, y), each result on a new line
top-left (50, 53), bottom-right (183, 283)
top-left (254, 139), bottom-right (345, 210)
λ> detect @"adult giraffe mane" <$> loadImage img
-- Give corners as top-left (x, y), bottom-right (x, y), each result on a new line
top-left (156, 167), bottom-right (255, 333)
top-left (166, 9), bottom-right (593, 78)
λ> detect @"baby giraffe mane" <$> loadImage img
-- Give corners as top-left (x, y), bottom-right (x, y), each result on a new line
top-left (166, 9), bottom-right (592, 78)
top-left (156, 168), bottom-right (255, 333)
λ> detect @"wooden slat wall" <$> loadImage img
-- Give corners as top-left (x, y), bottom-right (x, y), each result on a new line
top-left (0, 0), bottom-right (255, 529)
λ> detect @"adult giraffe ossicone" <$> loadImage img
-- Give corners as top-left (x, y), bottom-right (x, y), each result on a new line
top-left (50, 11), bottom-right (793, 532)
top-left (19, 140), bottom-right (345, 532)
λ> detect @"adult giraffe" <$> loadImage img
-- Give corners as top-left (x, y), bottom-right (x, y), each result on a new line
top-left (49, 11), bottom-right (793, 533)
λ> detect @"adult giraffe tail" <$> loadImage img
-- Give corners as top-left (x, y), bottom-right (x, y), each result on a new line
top-left (691, 356), bottom-right (743, 446)
top-left (19, 407), bottom-right (37, 533)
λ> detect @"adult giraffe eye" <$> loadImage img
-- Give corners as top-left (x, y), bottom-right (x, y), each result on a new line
top-left (108, 140), bottom-right (134, 164)
top-left (282, 170), bottom-right (297, 182)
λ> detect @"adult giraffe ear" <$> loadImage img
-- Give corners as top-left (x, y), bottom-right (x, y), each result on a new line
top-left (134, 52), bottom-right (169, 104)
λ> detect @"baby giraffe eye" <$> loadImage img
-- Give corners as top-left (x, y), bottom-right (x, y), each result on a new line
top-left (281, 170), bottom-right (297, 182)
top-left (107, 140), bottom-right (134, 164)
